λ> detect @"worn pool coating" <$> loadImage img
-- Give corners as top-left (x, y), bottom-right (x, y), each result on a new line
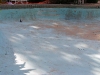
top-left (0, 8), bottom-right (100, 75)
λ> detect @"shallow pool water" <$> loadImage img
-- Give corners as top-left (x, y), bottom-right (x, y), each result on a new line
top-left (0, 8), bottom-right (100, 75)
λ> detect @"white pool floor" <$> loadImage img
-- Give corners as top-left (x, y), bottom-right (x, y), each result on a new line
top-left (0, 20), bottom-right (100, 75)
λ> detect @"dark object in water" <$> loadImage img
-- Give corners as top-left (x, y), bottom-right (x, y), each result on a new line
top-left (20, 19), bottom-right (22, 22)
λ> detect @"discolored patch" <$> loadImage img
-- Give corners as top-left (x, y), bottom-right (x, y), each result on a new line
top-left (37, 22), bottom-right (100, 40)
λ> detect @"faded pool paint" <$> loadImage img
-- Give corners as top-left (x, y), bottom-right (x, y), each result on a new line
top-left (0, 8), bottom-right (100, 21)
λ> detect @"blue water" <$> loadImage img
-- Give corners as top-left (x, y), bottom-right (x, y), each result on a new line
top-left (0, 8), bottom-right (100, 21)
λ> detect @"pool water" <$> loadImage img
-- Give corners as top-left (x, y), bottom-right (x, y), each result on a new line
top-left (0, 8), bottom-right (100, 75)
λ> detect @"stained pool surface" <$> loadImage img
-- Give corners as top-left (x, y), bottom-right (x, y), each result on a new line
top-left (0, 8), bottom-right (100, 75)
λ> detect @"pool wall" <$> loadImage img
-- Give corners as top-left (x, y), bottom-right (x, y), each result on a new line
top-left (0, 8), bottom-right (100, 21)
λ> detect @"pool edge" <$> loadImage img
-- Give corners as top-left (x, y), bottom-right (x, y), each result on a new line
top-left (0, 4), bottom-right (100, 9)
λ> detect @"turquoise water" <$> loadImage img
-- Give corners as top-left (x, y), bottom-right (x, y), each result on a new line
top-left (0, 8), bottom-right (100, 21)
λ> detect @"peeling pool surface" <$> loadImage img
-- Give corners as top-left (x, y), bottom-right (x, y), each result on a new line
top-left (0, 19), bottom-right (100, 75)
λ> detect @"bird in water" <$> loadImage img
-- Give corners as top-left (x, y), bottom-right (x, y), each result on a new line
top-left (20, 19), bottom-right (22, 22)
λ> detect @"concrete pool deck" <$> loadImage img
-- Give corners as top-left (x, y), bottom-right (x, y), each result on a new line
top-left (0, 8), bottom-right (100, 75)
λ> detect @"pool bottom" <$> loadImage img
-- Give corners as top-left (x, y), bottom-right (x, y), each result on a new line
top-left (1, 19), bottom-right (100, 40)
top-left (0, 20), bottom-right (100, 75)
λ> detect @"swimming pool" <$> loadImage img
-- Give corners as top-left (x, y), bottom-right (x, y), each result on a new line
top-left (0, 7), bottom-right (100, 75)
